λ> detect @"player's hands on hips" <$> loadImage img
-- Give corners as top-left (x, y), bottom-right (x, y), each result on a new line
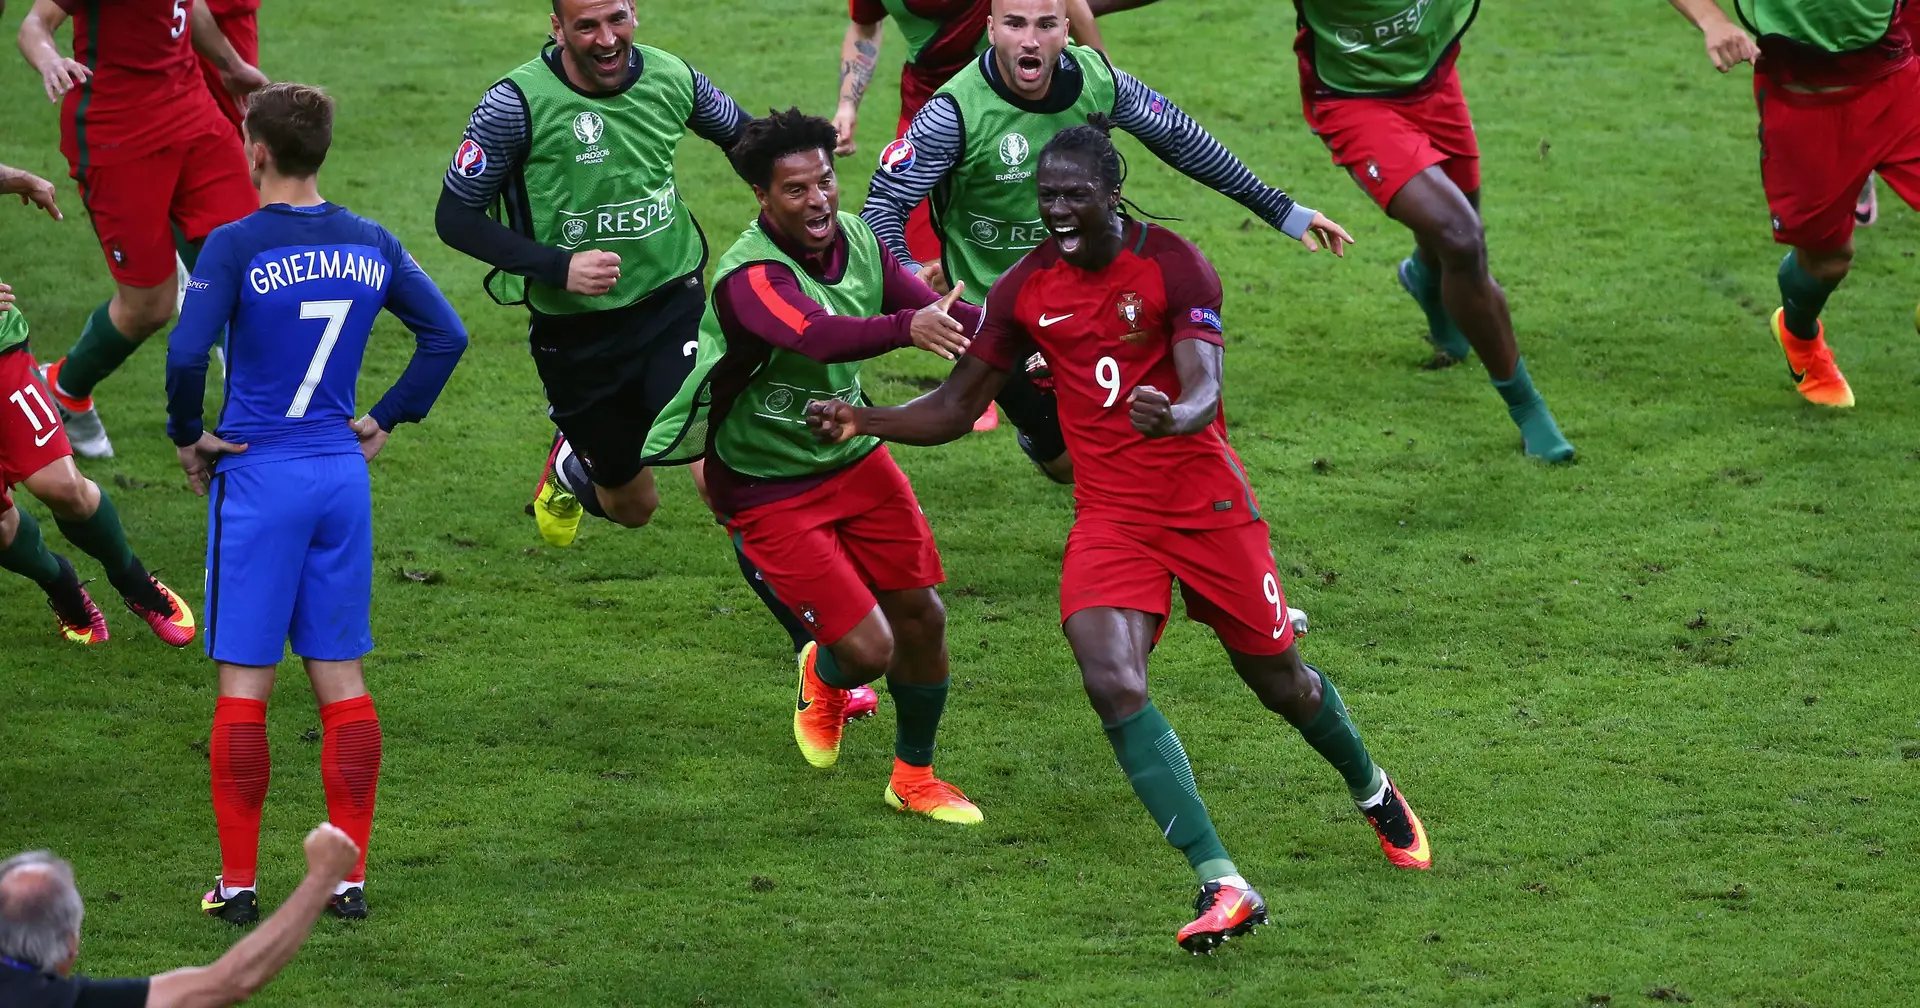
top-left (1702, 21), bottom-right (1759, 71)
top-left (832, 104), bottom-right (860, 157)
top-left (567, 250), bottom-right (622, 296)
top-left (910, 281), bottom-right (970, 360)
top-left (303, 822), bottom-right (361, 883)
top-left (916, 262), bottom-right (950, 296)
top-left (805, 398), bottom-right (863, 444)
top-left (1126, 385), bottom-right (1177, 438)
top-left (178, 432), bottom-right (249, 496)
top-left (38, 57), bottom-right (91, 102)
top-left (0, 168), bottom-right (62, 221)
top-left (349, 415), bottom-right (389, 463)
top-left (1299, 212), bottom-right (1355, 257)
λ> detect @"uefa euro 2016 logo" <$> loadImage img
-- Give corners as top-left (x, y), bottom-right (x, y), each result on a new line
top-left (573, 111), bottom-right (606, 146)
top-left (998, 132), bottom-right (1030, 167)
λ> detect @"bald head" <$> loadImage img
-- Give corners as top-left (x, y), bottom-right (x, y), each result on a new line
top-left (0, 852), bottom-right (83, 974)
top-left (989, 0), bottom-right (1073, 100)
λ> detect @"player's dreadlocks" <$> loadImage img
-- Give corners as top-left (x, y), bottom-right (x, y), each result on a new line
top-left (728, 107), bottom-right (840, 190)
top-left (1037, 112), bottom-right (1175, 221)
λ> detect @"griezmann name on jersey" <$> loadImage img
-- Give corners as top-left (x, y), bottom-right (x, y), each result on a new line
top-left (166, 202), bottom-right (467, 467)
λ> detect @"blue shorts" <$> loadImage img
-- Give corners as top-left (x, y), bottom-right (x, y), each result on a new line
top-left (204, 454), bottom-right (374, 665)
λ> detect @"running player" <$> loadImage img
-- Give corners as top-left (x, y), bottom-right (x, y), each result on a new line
top-left (0, 163), bottom-right (196, 647)
top-left (195, 0), bottom-right (259, 132)
top-left (166, 83), bottom-right (468, 923)
top-left (863, 0), bottom-right (1352, 483)
top-left (16, 0), bottom-right (267, 459)
top-left (1668, 0), bottom-right (1920, 406)
top-left (811, 121), bottom-right (1430, 951)
top-left (1294, 0), bottom-right (1574, 462)
top-left (646, 109), bottom-right (981, 824)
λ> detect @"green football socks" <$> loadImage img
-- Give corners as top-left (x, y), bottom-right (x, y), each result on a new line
top-left (52, 489), bottom-right (161, 609)
top-left (813, 642), bottom-right (863, 690)
top-left (888, 678), bottom-right (948, 767)
top-left (1779, 251), bottom-right (1838, 341)
top-left (1399, 253), bottom-right (1473, 361)
top-left (1105, 702), bottom-right (1237, 884)
top-left (1296, 667), bottom-right (1386, 803)
top-left (0, 507), bottom-right (64, 584)
top-left (58, 301), bottom-right (141, 400)
top-left (1491, 357), bottom-right (1574, 463)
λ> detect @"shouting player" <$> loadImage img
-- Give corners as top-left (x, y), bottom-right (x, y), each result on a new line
top-left (0, 163), bottom-right (196, 647)
top-left (811, 121), bottom-right (1430, 951)
top-left (646, 109), bottom-right (982, 824)
top-left (1294, 0), bottom-right (1574, 462)
top-left (16, 0), bottom-right (267, 459)
top-left (863, 0), bottom-right (1351, 483)
top-left (166, 83), bottom-right (469, 923)
top-left (1668, 0), bottom-right (1920, 407)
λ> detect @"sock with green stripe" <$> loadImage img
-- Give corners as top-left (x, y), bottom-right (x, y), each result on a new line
top-left (58, 301), bottom-right (141, 400)
top-left (1399, 252), bottom-right (1472, 361)
top-left (1489, 357), bottom-right (1574, 463)
top-left (1297, 666), bottom-right (1386, 802)
top-left (53, 490), bottom-right (162, 609)
top-left (1105, 702), bottom-right (1237, 884)
top-left (1778, 251), bottom-right (1838, 341)
top-left (887, 678), bottom-right (948, 767)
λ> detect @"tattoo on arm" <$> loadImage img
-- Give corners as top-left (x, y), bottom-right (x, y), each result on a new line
top-left (840, 39), bottom-right (878, 107)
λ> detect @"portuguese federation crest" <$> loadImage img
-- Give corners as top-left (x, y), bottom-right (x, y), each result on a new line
top-left (1117, 291), bottom-right (1145, 340)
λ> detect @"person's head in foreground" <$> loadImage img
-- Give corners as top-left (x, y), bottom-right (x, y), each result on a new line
top-left (730, 107), bottom-right (845, 256)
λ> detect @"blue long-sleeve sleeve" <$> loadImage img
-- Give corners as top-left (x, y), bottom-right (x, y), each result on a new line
top-left (166, 230), bottom-right (240, 446)
top-left (367, 238), bottom-right (468, 432)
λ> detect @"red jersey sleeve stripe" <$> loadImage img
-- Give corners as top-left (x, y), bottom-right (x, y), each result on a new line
top-left (746, 264), bottom-right (812, 336)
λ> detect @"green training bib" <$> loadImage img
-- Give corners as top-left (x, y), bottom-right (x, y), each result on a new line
top-left (1296, 0), bottom-right (1478, 95)
top-left (487, 45), bottom-right (706, 315)
top-left (643, 213), bottom-right (886, 479)
top-left (1735, 0), bottom-right (1901, 52)
top-left (0, 275), bottom-right (27, 355)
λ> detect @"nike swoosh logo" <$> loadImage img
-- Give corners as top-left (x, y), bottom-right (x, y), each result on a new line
top-left (1788, 364), bottom-right (1807, 383)
top-left (1037, 313), bottom-right (1073, 327)
top-left (200, 898), bottom-right (224, 912)
top-left (1163, 814), bottom-right (1177, 838)
top-left (34, 429), bottom-right (58, 447)
top-left (1272, 627), bottom-right (1286, 639)
top-left (796, 684), bottom-right (812, 713)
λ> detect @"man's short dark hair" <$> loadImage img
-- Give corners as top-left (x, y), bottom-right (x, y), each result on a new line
top-left (245, 82), bottom-right (335, 178)
top-left (727, 107), bottom-right (839, 190)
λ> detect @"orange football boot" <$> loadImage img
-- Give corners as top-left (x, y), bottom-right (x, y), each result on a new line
top-left (1176, 881), bottom-right (1267, 954)
top-left (1359, 774), bottom-right (1432, 870)
top-left (125, 575), bottom-right (196, 648)
top-left (971, 402), bottom-right (1000, 432)
top-left (1771, 309), bottom-right (1854, 408)
top-left (884, 760), bottom-right (982, 824)
top-left (793, 641), bottom-right (848, 768)
top-left (52, 585), bottom-right (110, 645)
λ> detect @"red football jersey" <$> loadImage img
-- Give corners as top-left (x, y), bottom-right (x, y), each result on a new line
top-left (970, 221), bottom-right (1261, 530)
top-left (57, 0), bottom-right (230, 168)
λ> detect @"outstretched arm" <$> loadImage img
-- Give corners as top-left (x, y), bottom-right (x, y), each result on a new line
top-left (0, 162), bottom-right (61, 219)
top-left (1126, 338), bottom-right (1220, 438)
top-left (808, 354), bottom-right (1009, 447)
top-left (833, 18), bottom-right (884, 155)
top-left (1666, 0), bottom-right (1759, 71)
top-left (1108, 67), bottom-right (1353, 254)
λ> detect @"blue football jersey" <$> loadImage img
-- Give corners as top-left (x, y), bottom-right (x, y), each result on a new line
top-left (167, 202), bottom-right (467, 469)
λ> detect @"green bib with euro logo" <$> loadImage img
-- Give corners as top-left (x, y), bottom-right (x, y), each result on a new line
top-left (1297, 0), bottom-right (1478, 95)
top-left (1734, 0), bottom-right (1901, 52)
top-left (490, 44), bottom-right (705, 315)
top-left (642, 212), bottom-right (885, 479)
top-left (932, 44), bottom-right (1115, 306)
top-left (0, 274), bottom-right (27, 355)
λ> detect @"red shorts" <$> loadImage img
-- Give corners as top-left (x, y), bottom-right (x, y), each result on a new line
top-left (727, 446), bottom-right (945, 645)
top-left (198, 9), bottom-right (260, 132)
top-left (1301, 63), bottom-right (1481, 209)
top-left (72, 125), bottom-right (256, 288)
top-left (1756, 60), bottom-right (1920, 251)
top-left (1060, 517), bottom-right (1296, 656)
top-left (0, 347), bottom-right (74, 511)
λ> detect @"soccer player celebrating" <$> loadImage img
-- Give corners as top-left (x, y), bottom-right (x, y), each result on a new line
top-left (166, 83), bottom-right (469, 923)
top-left (0, 164), bottom-right (196, 647)
top-left (1293, 0), bottom-right (1574, 462)
top-left (647, 109), bottom-right (982, 824)
top-left (811, 122), bottom-right (1430, 951)
top-left (15, 0), bottom-right (267, 459)
top-left (436, 0), bottom-right (748, 545)
top-left (1668, 0), bottom-right (1920, 407)
top-left (863, 0), bottom-right (1351, 483)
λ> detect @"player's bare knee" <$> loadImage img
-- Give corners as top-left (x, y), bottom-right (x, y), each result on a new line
top-left (0, 506), bottom-right (17, 549)
top-left (34, 473), bottom-right (97, 520)
top-left (835, 631), bottom-right (895, 682)
top-left (1798, 245), bottom-right (1853, 285)
top-left (114, 291), bottom-right (175, 340)
top-left (602, 489), bottom-right (659, 528)
top-left (1081, 662), bottom-right (1148, 722)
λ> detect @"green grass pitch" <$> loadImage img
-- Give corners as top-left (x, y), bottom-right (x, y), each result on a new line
top-left (3, 1), bottom-right (1919, 1004)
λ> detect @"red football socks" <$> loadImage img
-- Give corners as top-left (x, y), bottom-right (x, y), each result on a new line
top-left (210, 697), bottom-right (271, 889)
top-left (319, 694), bottom-right (382, 884)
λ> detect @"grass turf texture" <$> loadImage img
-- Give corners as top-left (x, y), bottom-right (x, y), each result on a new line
top-left (3, 0), bottom-right (1919, 1003)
